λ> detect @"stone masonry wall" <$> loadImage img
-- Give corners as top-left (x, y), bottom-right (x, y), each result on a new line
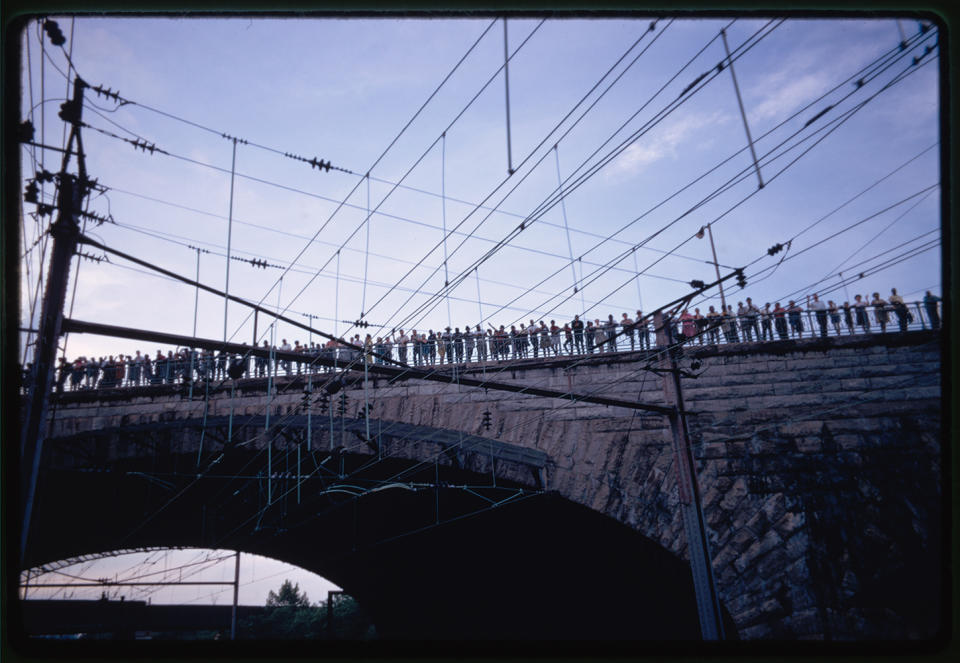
top-left (44, 332), bottom-right (943, 640)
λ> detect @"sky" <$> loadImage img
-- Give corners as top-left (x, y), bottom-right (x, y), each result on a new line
top-left (17, 13), bottom-right (942, 604)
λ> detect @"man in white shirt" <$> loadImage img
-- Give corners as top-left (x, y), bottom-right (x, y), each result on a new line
top-left (807, 293), bottom-right (828, 338)
top-left (280, 339), bottom-right (292, 375)
top-left (397, 329), bottom-right (409, 364)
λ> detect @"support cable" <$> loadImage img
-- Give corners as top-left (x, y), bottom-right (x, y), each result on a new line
top-left (554, 145), bottom-right (584, 313)
top-left (224, 137), bottom-right (238, 343)
top-left (720, 27), bottom-right (763, 189)
top-left (503, 17), bottom-right (514, 176)
top-left (360, 173), bottom-right (371, 320)
top-left (442, 133), bottom-right (452, 329)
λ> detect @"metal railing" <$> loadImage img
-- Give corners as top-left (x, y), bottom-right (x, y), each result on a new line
top-left (31, 301), bottom-right (940, 393)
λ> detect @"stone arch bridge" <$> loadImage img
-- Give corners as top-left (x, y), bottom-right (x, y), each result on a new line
top-left (23, 331), bottom-right (943, 640)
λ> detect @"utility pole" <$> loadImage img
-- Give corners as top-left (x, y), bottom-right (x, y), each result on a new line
top-left (230, 551), bottom-right (241, 640)
top-left (20, 76), bottom-right (88, 563)
top-left (654, 311), bottom-right (725, 640)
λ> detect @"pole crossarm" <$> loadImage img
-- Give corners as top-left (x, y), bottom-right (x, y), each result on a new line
top-left (60, 318), bottom-right (682, 415)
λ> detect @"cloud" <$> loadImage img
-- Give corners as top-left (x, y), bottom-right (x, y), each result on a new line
top-left (751, 73), bottom-right (833, 122)
top-left (604, 110), bottom-right (730, 180)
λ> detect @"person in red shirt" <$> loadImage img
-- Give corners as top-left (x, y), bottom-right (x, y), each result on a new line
top-left (679, 309), bottom-right (697, 341)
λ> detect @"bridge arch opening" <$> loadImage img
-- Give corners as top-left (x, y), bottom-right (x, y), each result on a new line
top-left (21, 548), bottom-right (342, 608)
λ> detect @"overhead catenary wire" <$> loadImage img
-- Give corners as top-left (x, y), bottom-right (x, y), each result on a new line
top-left (103, 217), bottom-right (663, 314)
top-left (816, 183), bottom-right (938, 284)
top-left (371, 20), bottom-right (787, 337)
top-left (224, 19), bottom-right (549, 353)
top-left (350, 18), bottom-right (688, 337)
top-left (37, 16), bottom-right (502, 358)
top-left (495, 38), bottom-right (940, 333)
top-left (410, 22), bottom-right (937, 334)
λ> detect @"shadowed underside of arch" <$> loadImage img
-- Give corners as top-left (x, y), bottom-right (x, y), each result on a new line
top-left (27, 428), bottom-right (737, 638)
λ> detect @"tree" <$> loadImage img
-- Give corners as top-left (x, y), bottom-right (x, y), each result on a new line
top-left (238, 579), bottom-right (376, 640)
top-left (266, 579), bottom-right (310, 609)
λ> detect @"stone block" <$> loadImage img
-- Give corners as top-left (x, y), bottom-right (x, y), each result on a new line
top-left (794, 436), bottom-right (822, 453)
top-left (734, 529), bottom-right (782, 574)
top-left (739, 622), bottom-right (773, 640)
top-left (834, 434), bottom-right (861, 450)
top-left (785, 608), bottom-right (822, 637)
top-left (760, 493), bottom-right (787, 525)
top-left (712, 540), bottom-right (741, 571)
top-left (729, 526), bottom-right (755, 553)
top-left (734, 605), bottom-right (766, 628)
top-left (755, 548), bottom-right (788, 581)
top-left (773, 511), bottom-right (806, 538)
top-left (719, 477), bottom-right (749, 511)
top-left (778, 421), bottom-right (823, 437)
top-left (839, 378), bottom-right (871, 391)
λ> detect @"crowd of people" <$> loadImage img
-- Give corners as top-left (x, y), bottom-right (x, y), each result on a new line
top-left (30, 289), bottom-right (940, 393)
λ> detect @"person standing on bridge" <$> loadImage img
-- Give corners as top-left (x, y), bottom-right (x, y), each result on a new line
top-left (550, 320), bottom-right (562, 356)
top-left (584, 320), bottom-right (596, 354)
top-left (411, 330), bottom-right (422, 366)
top-left (725, 305), bottom-right (740, 343)
top-left (693, 308), bottom-right (707, 345)
top-left (853, 294), bottom-right (870, 333)
top-left (636, 310), bottom-right (650, 350)
top-left (679, 309), bottom-right (696, 341)
top-left (396, 329), bottom-right (409, 364)
top-left (786, 301), bottom-right (804, 338)
top-left (889, 288), bottom-right (911, 332)
top-left (571, 315), bottom-right (585, 354)
top-left (604, 314), bottom-right (619, 352)
top-left (705, 306), bottom-right (721, 344)
top-left (527, 319), bottom-right (539, 358)
top-left (453, 327), bottom-right (464, 363)
top-left (464, 325), bottom-right (475, 362)
top-left (592, 319), bottom-right (604, 354)
top-left (807, 293), bottom-right (829, 338)
top-left (842, 301), bottom-right (855, 335)
top-left (871, 292), bottom-right (890, 334)
top-left (280, 339), bottom-right (292, 375)
top-left (773, 303), bottom-right (789, 340)
top-left (500, 326), bottom-right (511, 360)
top-left (131, 351), bottom-right (143, 386)
top-left (539, 321), bottom-right (551, 358)
top-left (923, 291), bottom-right (941, 330)
top-left (759, 303), bottom-right (773, 341)
top-left (621, 312), bottom-right (635, 351)
top-left (562, 323), bottom-right (573, 355)
top-left (746, 298), bottom-right (761, 342)
top-left (363, 334), bottom-right (373, 364)
top-left (475, 325), bottom-right (487, 362)
top-left (440, 328), bottom-right (452, 364)
top-left (828, 301), bottom-right (842, 336)
top-left (425, 330), bottom-right (435, 365)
